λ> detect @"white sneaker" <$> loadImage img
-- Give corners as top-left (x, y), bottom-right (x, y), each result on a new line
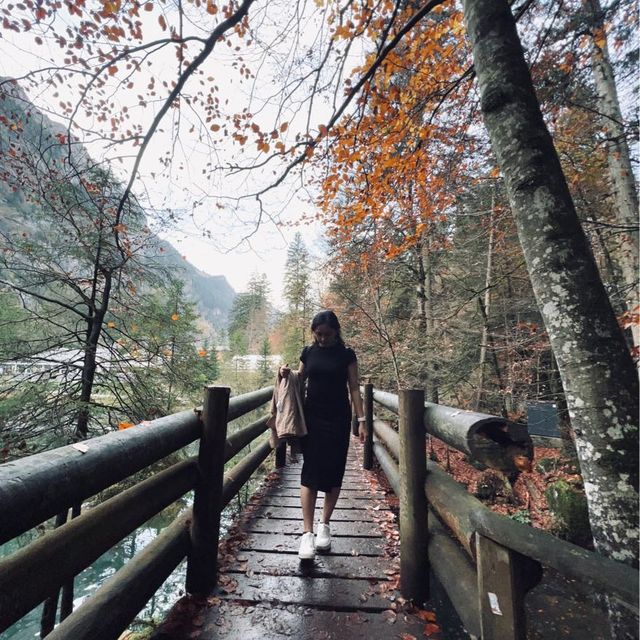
top-left (298, 531), bottom-right (315, 560)
top-left (316, 523), bottom-right (331, 551)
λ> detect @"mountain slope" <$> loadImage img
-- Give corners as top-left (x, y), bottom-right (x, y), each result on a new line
top-left (0, 77), bottom-right (235, 329)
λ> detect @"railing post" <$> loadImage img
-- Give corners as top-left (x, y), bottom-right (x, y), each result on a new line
top-left (186, 385), bottom-right (230, 596)
top-left (398, 388), bottom-right (429, 605)
top-left (275, 441), bottom-right (287, 468)
top-left (476, 532), bottom-right (527, 640)
top-left (363, 382), bottom-right (374, 470)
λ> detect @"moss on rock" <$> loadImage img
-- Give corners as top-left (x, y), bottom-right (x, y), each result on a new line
top-left (544, 479), bottom-right (592, 546)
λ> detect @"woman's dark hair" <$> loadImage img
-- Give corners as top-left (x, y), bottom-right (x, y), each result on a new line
top-left (311, 310), bottom-right (345, 346)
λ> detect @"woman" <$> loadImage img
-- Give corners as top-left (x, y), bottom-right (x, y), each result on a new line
top-left (280, 310), bottom-right (366, 560)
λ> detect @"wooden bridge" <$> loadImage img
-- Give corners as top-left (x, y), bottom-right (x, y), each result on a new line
top-left (150, 446), bottom-right (432, 640)
top-left (0, 384), bottom-right (638, 640)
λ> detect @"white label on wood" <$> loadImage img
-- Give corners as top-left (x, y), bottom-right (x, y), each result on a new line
top-left (488, 592), bottom-right (503, 616)
top-left (72, 443), bottom-right (89, 453)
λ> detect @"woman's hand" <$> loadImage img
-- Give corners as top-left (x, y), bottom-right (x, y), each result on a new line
top-left (279, 364), bottom-right (291, 378)
top-left (358, 422), bottom-right (367, 443)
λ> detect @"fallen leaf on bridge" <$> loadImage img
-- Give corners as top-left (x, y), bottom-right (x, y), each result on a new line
top-left (382, 609), bottom-right (397, 624)
top-left (345, 612), bottom-right (368, 625)
top-left (423, 622), bottom-right (441, 636)
top-left (414, 610), bottom-right (437, 622)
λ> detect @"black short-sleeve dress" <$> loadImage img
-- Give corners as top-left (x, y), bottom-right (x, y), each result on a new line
top-left (300, 343), bottom-right (357, 493)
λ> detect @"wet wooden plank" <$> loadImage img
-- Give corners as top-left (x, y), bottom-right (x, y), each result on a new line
top-left (279, 468), bottom-right (369, 475)
top-left (278, 468), bottom-right (368, 477)
top-left (245, 519), bottom-right (382, 537)
top-left (277, 471), bottom-right (372, 481)
top-left (224, 550), bottom-right (395, 580)
top-left (249, 505), bottom-right (378, 522)
top-left (257, 496), bottom-right (382, 510)
top-left (152, 599), bottom-right (427, 640)
top-left (238, 533), bottom-right (386, 557)
top-left (268, 489), bottom-right (381, 500)
top-left (215, 574), bottom-right (390, 611)
top-left (273, 482), bottom-right (373, 492)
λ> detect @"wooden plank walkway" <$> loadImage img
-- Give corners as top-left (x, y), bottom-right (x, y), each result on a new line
top-left (151, 443), bottom-right (443, 640)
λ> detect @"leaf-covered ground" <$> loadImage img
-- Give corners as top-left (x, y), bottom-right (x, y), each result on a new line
top-left (428, 436), bottom-right (588, 539)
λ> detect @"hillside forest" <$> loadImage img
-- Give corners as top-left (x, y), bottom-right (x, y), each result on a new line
top-left (0, 0), bottom-right (637, 592)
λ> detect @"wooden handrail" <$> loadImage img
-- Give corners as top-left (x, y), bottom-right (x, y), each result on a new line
top-left (469, 509), bottom-right (639, 606)
top-left (0, 384), bottom-right (275, 635)
top-left (371, 439), bottom-right (481, 637)
top-left (372, 415), bottom-right (639, 608)
top-left (0, 386), bottom-right (274, 545)
top-left (0, 458), bottom-right (197, 631)
top-left (373, 417), bottom-right (478, 556)
top-left (45, 513), bottom-right (192, 640)
top-left (371, 387), bottom-right (532, 473)
top-left (227, 386), bottom-right (274, 420)
top-left (42, 438), bottom-right (274, 640)
top-left (0, 409), bottom-right (201, 545)
top-left (225, 415), bottom-right (269, 460)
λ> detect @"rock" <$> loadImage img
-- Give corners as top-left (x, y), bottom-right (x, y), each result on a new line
top-left (475, 469), bottom-right (513, 501)
top-left (535, 457), bottom-right (558, 474)
top-left (544, 480), bottom-right (592, 546)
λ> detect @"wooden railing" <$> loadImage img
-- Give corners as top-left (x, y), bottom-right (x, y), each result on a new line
top-left (3, 380), bottom-right (637, 640)
top-left (0, 384), bottom-right (274, 640)
top-left (364, 384), bottom-right (639, 640)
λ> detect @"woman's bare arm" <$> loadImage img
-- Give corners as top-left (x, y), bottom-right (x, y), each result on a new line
top-left (348, 361), bottom-right (366, 442)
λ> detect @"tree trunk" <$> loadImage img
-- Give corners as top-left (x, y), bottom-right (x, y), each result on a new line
top-left (478, 297), bottom-right (508, 419)
top-left (76, 271), bottom-right (112, 439)
top-left (584, 0), bottom-right (639, 346)
top-left (462, 0), bottom-right (638, 568)
top-left (476, 194), bottom-right (495, 411)
top-left (416, 243), bottom-right (429, 392)
top-left (40, 511), bottom-right (69, 637)
top-left (59, 502), bottom-right (81, 620)
top-left (424, 234), bottom-right (439, 403)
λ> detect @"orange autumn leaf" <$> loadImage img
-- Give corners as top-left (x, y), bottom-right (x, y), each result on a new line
top-left (107, 321), bottom-right (116, 328)
top-left (118, 421), bottom-right (135, 430)
top-left (198, 348), bottom-right (207, 357)
top-left (424, 622), bottom-right (440, 636)
top-left (415, 610), bottom-right (437, 622)
top-left (171, 313), bottom-right (179, 321)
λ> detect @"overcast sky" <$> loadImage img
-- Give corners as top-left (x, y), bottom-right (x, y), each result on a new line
top-left (0, 2), bottom-right (355, 309)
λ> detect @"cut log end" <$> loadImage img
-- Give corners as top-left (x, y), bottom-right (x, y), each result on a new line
top-left (469, 420), bottom-right (533, 474)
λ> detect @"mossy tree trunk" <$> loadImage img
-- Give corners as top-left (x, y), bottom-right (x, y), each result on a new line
top-left (462, 0), bottom-right (638, 569)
